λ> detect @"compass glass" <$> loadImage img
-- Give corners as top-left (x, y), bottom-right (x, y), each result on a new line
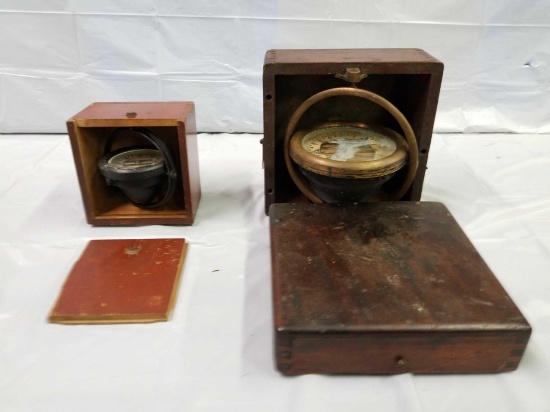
top-left (301, 126), bottom-right (397, 163)
top-left (289, 123), bottom-right (409, 203)
top-left (108, 149), bottom-right (163, 170)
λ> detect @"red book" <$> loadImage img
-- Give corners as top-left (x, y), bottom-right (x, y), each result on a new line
top-left (49, 238), bottom-right (188, 324)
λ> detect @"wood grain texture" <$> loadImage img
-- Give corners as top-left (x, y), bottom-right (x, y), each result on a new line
top-left (71, 102), bottom-right (194, 127)
top-left (264, 49), bottom-right (442, 71)
top-left (263, 48), bottom-right (443, 214)
top-left (270, 202), bottom-right (531, 374)
top-left (49, 238), bottom-right (188, 324)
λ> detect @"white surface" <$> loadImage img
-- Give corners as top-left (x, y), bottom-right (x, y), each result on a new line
top-left (1, 1), bottom-right (549, 133)
top-left (0, 132), bottom-right (549, 411)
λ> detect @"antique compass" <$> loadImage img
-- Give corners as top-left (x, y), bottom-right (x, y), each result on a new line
top-left (290, 122), bottom-right (409, 202)
top-left (98, 127), bottom-right (177, 208)
top-left (284, 70), bottom-right (419, 203)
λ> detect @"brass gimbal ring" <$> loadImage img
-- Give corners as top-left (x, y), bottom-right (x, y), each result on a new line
top-left (284, 87), bottom-right (419, 203)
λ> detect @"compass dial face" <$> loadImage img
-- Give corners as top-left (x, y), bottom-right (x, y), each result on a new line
top-left (108, 149), bottom-right (164, 170)
top-left (302, 126), bottom-right (397, 163)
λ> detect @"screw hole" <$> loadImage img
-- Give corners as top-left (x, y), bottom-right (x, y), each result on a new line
top-left (265, 94), bottom-right (272, 101)
top-left (420, 149), bottom-right (428, 155)
top-left (267, 188), bottom-right (273, 194)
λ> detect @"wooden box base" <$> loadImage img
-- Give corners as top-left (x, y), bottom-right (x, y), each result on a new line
top-left (270, 202), bottom-right (531, 375)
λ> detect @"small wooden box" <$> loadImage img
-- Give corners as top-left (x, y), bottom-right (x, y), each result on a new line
top-left (263, 49), bottom-right (443, 214)
top-left (67, 102), bottom-right (200, 226)
top-left (270, 202), bottom-right (531, 375)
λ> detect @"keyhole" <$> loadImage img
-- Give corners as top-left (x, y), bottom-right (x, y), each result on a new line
top-left (395, 356), bottom-right (406, 368)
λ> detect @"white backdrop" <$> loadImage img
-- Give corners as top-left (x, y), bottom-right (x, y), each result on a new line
top-left (0, 0), bottom-right (549, 133)
top-left (1, 132), bottom-right (550, 411)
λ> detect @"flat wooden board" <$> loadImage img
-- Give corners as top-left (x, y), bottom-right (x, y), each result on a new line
top-left (271, 202), bottom-right (528, 331)
top-left (49, 238), bottom-right (188, 324)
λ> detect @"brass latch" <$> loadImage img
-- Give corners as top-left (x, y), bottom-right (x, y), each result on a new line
top-left (335, 67), bottom-right (368, 85)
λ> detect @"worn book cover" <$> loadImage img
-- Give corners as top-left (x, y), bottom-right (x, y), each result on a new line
top-left (49, 238), bottom-right (187, 324)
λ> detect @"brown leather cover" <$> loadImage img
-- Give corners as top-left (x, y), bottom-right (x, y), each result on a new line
top-left (49, 238), bottom-right (187, 324)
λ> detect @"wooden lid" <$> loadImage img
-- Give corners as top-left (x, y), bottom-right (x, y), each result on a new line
top-left (49, 238), bottom-right (188, 324)
top-left (270, 202), bottom-right (530, 334)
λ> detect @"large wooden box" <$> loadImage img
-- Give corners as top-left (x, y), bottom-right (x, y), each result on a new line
top-left (67, 102), bottom-right (200, 226)
top-left (263, 49), bottom-right (443, 214)
top-left (270, 202), bottom-right (531, 375)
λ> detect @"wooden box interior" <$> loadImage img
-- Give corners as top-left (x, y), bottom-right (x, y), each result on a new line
top-left (68, 102), bottom-right (199, 226)
top-left (263, 49), bottom-right (443, 213)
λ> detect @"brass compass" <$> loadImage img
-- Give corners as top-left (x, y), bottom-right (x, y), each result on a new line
top-left (284, 81), bottom-right (419, 203)
top-left (98, 127), bottom-right (177, 208)
top-left (290, 122), bottom-right (408, 202)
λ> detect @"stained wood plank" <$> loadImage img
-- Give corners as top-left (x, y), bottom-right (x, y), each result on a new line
top-left (49, 238), bottom-right (188, 324)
